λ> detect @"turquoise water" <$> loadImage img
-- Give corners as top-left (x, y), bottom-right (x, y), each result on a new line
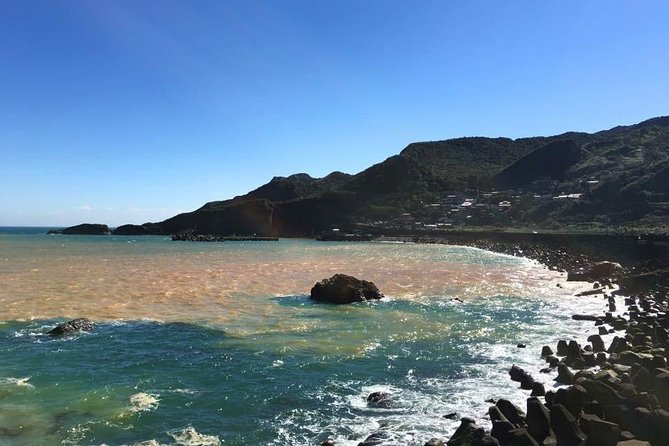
top-left (0, 230), bottom-right (606, 445)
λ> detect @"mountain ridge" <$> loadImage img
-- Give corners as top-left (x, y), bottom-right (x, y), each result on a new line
top-left (113, 115), bottom-right (669, 236)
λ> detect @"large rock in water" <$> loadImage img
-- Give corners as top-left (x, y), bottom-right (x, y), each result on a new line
top-left (310, 274), bottom-right (383, 304)
top-left (48, 318), bottom-right (95, 336)
top-left (47, 224), bottom-right (111, 235)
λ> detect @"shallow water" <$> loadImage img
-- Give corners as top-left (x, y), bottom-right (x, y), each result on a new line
top-left (0, 230), bottom-right (609, 445)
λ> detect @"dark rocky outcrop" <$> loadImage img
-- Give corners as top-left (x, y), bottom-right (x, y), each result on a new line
top-left (47, 224), bottom-right (111, 235)
top-left (47, 318), bottom-right (95, 336)
top-left (310, 274), bottom-right (383, 304)
top-left (447, 418), bottom-right (485, 446)
top-left (112, 224), bottom-right (161, 235)
top-left (357, 432), bottom-right (389, 446)
top-left (367, 391), bottom-right (392, 408)
top-left (568, 261), bottom-right (624, 282)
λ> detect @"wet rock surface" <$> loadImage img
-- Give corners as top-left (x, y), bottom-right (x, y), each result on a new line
top-left (353, 236), bottom-right (669, 446)
top-left (47, 318), bottom-right (95, 336)
top-left (310, 274), bottom-right (384, 304)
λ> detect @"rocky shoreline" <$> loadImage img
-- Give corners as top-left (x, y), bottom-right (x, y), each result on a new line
top-left (347, 236), bottom-right (669, 446)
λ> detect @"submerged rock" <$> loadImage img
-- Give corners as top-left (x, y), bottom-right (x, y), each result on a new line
top-left (310, 274), bottom-right (383, 304)
top-left (47, 318), bottom-right (95, 336)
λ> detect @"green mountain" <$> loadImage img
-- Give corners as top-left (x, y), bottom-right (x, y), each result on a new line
top-left (120, 116), bottom-right (669, 236)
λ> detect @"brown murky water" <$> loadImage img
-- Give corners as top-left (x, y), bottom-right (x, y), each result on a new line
top-left (0, 236), bottom-right (571, 324)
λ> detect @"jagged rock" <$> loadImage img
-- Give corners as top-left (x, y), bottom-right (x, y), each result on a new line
top-left (550, 404), bottom-right (585, 446)
top-left (367, 391), bottom-right (392, 408)
top-left (508, 428), bottom-right (539, 446)
top-left (556, 363), bottom-right (574, 385)
top-left (608, 337), bottom-right (630, 354)
top-left (447, 418), bottom-right (484, 446)
top-left (310, 274), bottom-right (383, 304)
top-left (542, 346), bottom-right (554, 357)
top-left (557, 340), bottom-right (569, 356)
top-left (491, 419), bottom-right (517, 446)
top-left (531, 382), bottom-right (546, 397)
top-left (567, 341), bottom-right (582, 360)
top-left (631, 367), bottom-right (652, 392)
top-left (575, 370), bottom-right (595, 382)
top-left (510, 365), bottom-right (526, 382)
top-left (655, 369), bottom-right (669, 410)
top-left (358, 432), bottom-right (389, 446)
top-left (424, 439), bottom-right (445, 446)
top-left (582, 380), bottom-right (626, 406)
top-left (527, 397), bottom-right (552, 444)
top-left (553, 386), bottom-right (587, 417)
top-left (588, 334), bottom-right (606, 353)
top-left (547, 355), bottom-right (560, 367)
top-left (582, 352), bottom-right (596, 368)
top-left (581, 414), bottom-right (620, 446)
top-left (47, 318), bottom-right (95, 336)
top-left (636, 409), bottom-right (669, 446)
top-left (496, 399), bottom-right (526, 426)
top-left (567, 261), bottom-right (623, 282)
top-left (521, 373), bottom-right (536, 390)
top-left (322, 440), bottom-right (336, 446)
top-left (618, 351), bottom-right (654, 368)
top-left (601, 405), bottom-right (636, 431)
top-left (477, 436), bottom-right (500, 446)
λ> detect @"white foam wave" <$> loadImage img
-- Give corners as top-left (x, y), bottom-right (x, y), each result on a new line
top-left (166, 388), bottom-right (198, 395)
top-left (169, 426), bottom-right (222, 445)
top-left (129, 392), bottom-right (160, 412)
top-left (0, 376), bottom-right (34, 389)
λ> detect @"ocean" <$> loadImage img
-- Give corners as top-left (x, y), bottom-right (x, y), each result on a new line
top-left (0, 228), bottom-right (609, 445)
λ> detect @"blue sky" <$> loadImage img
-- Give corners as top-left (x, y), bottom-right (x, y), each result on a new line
top-left (1, 1), bottom-right (668, 226)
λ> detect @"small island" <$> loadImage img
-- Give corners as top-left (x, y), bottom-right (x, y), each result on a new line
top-left (47, 223), bottom-right (111, 235)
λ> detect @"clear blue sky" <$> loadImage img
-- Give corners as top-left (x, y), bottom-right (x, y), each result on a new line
top-left (1, 1), bottom-right (668, 226)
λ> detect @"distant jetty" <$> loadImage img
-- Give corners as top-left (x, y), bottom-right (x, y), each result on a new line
top-left (171, 232), bottom-right (278, 242)
top-left (315, 232), bottom-right (373, 242)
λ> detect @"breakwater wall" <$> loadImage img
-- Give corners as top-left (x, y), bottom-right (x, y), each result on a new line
top-left (383, 230), bottom-right (669, 269)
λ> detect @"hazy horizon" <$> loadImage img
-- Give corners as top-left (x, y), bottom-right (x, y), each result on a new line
top-left (2, 1), bottom-right (668, 226)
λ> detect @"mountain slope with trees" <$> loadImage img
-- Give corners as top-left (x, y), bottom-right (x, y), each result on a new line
top-left (119, 116), bottom-right (669, 236)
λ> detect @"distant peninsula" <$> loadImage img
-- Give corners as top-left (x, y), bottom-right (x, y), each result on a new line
top-left (47, 223), bottom-right (111, 235)
top-left (53, 116), bottom-right (669, 237)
